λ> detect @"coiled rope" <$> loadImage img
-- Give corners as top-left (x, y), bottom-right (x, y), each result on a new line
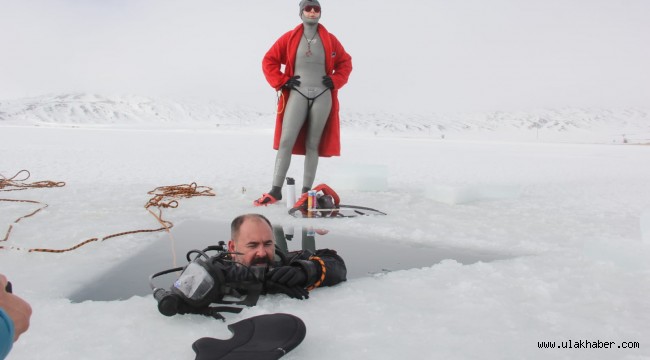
top-left (1, 170), bottom-right (215, 253)
top-left (0, 169), bottom-right (66, 192)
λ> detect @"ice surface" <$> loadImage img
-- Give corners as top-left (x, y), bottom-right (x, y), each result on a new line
top-left (642, 210), bottom-right (650, 243)
top-left (326, 163), bottom-right (388, 192)
top-left (582, 239), bottom-right (650, 272)
top-left (424, 184), bottom-right (522, 205)
top-left (2, 122), bottom-right (650, 360)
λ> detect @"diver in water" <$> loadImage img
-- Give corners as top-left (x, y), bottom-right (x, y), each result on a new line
top-left (150, 213), bottom-right (346, 317)
top-left (152, 214), bottom-right (344, 357)
top-left (255, 0), bottom-right (353, 206)
top-left (227, 213), bottom-right (346, 299)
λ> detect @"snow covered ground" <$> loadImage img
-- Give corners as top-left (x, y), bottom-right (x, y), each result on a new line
top-left (1, 96), bottom-right (650, 359)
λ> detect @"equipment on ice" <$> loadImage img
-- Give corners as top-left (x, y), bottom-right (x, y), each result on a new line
top-left (289, 183), bottom-right (387, 218)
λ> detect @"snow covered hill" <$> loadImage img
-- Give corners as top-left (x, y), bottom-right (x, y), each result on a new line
top-left (1, 93), bottom-right (648, 144)
top-left (0, 93), bottom-right (267, 128)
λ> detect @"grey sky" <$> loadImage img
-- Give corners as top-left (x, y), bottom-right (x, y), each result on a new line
top-left (1, 0), bottom-right (648, 112)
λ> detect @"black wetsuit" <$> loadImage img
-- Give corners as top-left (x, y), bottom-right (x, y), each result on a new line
top-left (224, 248), bottom-right (347, 294)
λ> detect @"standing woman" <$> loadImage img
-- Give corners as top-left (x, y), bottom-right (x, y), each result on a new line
top-left (255, 0), bottom-right (352, 206)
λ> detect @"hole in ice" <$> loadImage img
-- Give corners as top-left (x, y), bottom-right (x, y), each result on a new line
top-left (68, 219), bottom-right (513, 302)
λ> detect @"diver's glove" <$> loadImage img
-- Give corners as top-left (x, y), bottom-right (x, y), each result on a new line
top-left (322, 75), bottom-right (334, 89)
top-left (268, 266), bottom-right (307, 287)
top-left (283, 76), bottom-right (301, 89)
top-left (265, 266), bottom-right (310, 300)
top-left (265, 281), bottom-right (309, 300)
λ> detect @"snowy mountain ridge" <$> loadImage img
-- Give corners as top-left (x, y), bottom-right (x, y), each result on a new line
top-left (1, 93), bottom-right (648, 143)
top-left (0, 93), bottom-right (267, 127)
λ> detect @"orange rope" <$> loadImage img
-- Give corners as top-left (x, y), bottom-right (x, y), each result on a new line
top-left (1, 170), bottom-right (215, 253)
top-left (1, 170), bottom-right (64, 247)
top-left (306, 256), bottom-right (326, 291)
top-left (0, 199), bottom-right (48, 243)
top-left (0, 169), bottom-right (65, 191)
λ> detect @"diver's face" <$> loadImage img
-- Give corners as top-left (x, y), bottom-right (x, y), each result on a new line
top-left (228, 218), bottom-right (275, 266)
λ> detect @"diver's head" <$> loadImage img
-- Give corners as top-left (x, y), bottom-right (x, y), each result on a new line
top-left (228, 214), bottom-right (275, 267)
top-left (299, 0), bottom-right (321, 24)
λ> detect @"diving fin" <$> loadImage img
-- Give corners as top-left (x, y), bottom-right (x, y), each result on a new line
top-left (192, 313), bottom-right (306, 360)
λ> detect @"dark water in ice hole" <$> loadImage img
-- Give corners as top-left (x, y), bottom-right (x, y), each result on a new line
top-left (68, 220), bottom-right (514, 302)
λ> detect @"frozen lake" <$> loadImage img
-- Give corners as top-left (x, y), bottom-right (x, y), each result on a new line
top-left (2, 124), bottom-right (649, 360)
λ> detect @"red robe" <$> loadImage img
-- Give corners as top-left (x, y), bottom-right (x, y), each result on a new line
top-left (262, 24), bottom-right (352, 157)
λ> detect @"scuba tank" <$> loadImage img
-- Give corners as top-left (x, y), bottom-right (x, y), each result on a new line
top-left (150, 241), bottom-right (267, 320)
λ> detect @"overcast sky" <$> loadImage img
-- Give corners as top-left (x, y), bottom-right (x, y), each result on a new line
top-left (1, 0), bottom-right (648, 113)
